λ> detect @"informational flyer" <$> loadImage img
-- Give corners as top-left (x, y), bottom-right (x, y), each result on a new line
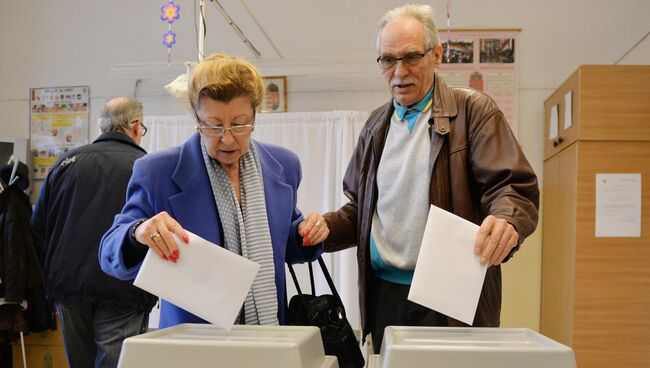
top-left (30, 86), bottom-right (90, 179)
top-left (438, 30), bottom-right (519, 136)
top-left (595, 173), bottom-right (642, 237)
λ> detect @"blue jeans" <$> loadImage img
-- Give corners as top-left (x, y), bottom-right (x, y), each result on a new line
top-left (56, 301), bottom-right (149, 368)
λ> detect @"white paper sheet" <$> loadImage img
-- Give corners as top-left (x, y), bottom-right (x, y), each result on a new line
top-left (134, 231), bottom-right (260, 330)
top-left (549, 104), bottom-right (559, 139)
top-left (408, 205), bottom-right (487, 325)
top-left (595, 173), bottom-right (642, 237)
top-left (564, 91), bottom-right (573, 129)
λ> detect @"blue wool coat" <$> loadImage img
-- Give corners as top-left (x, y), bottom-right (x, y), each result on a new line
top-left (99, 133), bottom-right (321, 328)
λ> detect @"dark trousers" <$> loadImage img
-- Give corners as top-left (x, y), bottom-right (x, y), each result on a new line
top-left (56, 301), bottom-right (149, 368)
top-left (370, 276), bottom-right (448, 353)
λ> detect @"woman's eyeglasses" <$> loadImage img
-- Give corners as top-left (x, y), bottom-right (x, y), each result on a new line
top-left (195, 123), bottom-right (254, 137)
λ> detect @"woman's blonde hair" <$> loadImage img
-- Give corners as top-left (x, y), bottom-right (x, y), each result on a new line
top-left (187, 53), bottom-right (264, 114)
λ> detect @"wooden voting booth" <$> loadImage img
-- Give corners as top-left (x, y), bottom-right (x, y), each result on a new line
top-left (541, 65), bottom-right (650, 368)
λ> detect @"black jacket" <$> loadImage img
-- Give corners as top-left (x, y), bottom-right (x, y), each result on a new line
top-left (31, 132), bottom-right (157, 310)
top-left (0, 185), bottom-right (52, 333)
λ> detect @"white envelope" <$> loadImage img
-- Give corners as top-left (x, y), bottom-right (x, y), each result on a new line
top-left (408, 205), bottom-right (487, 325)
top-left (134, 231), bottom-right (259, 331)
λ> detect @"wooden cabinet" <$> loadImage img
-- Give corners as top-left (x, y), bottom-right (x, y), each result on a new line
top-left (544, 65), bottom-right (650, 160)
top-left (541, 65), bottom-right (650, 368)
top-left (12, 315), bottom-right (68, 368)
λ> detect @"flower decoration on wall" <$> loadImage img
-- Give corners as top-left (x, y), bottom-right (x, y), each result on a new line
top-left (161, 1), bottom-right (180, 23)
top-left (160, 0), bottom-right (180, 64)
top-left (163, 30), bottom-right (177, 48)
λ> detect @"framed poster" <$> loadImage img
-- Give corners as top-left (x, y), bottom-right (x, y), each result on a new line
top-left (259, 76), bottom-right (287, 113)
top-left (438, 29), bottom-right (519, 136)
top-left (30, 85), bottom-right (90, 179)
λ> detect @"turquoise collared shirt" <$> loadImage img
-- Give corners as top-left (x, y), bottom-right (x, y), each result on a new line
top-left (392, 88), bottom-right (434, 134)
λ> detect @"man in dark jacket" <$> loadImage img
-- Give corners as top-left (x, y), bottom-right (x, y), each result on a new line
top-left (323, 4), bottom-right (539, 353)
top-left (31, 97), bottom-right (157, 368)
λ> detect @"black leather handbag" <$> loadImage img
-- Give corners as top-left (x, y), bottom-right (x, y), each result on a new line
top-left (286, 256), bottom-right (365, 368)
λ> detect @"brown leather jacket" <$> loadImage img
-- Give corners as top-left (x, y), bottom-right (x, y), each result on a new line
top-left (324, 74), bottom-right (539, 338)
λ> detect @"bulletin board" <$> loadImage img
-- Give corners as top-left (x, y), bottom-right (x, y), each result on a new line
top-left (438, 29), bottom-right (519, 136)
top-left (29, 85), bottom-right (90, 179)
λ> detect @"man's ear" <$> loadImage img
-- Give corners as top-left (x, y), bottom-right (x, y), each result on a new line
top-left (132, 122), bottom-right (141, 138)
top-left (432, 44), bottom-right (443, 69)
top-left (128, 122), bottom-right (142, 143)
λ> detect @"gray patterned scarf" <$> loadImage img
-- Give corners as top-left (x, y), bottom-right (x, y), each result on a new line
top-left (201, 138), bottom-right (278, 325)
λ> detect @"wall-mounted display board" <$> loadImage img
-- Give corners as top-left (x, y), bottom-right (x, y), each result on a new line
top-left (438, 29), bottom-right (519, 136)
top-left (29, 85), bottom-right (89, 179)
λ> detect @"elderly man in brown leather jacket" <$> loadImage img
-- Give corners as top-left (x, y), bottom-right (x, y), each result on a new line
top-left (321, 4), bottom-right (539, 353)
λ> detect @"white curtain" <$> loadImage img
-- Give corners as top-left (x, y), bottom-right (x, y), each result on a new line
top-left (141, 111), bottom-right (368, 331)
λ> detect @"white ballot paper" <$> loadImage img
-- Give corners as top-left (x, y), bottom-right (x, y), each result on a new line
top-left (408, 205), bottom-right (487, 325)
top-left (134, 231), bottom-right (259, 331)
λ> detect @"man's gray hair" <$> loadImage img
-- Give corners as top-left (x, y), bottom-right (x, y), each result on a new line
top-left (376, 4), bottom-right (440, 53)
top-left (99, 97), bottom-right (143, 133)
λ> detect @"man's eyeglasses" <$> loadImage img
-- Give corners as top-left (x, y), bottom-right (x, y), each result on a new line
top-left (195, 123), bottom-right (254, 137)
top-left (376, 48), bottom-right (432, 71)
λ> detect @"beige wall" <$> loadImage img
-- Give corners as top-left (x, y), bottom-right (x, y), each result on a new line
top-left (502, 224), bottom-right (542, 329)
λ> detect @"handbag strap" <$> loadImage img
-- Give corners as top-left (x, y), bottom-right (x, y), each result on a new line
top-left (316, 256), bottom-right (342, 302)
top-left (287, 260), bottom-right (315, 324)
top-left (287, 261), bottom-right (306, 296)
top-left (287, 256), bottom-right (329, 297)
top-left (308, 261), bottom-right (315, 295)
top-left (287, 256), bottom-right (347, 316)
top-left (316, 257), bottom-right (348, 318)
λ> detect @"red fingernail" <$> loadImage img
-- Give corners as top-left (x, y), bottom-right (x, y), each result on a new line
top-left (172, 257), bottom-right (177, 263)
top-left (173, 250), bottom-right (179, 258)
top-left (162, 255), bottom-right (169, 261)
top-left (183, 234), bottom-right (189, 243)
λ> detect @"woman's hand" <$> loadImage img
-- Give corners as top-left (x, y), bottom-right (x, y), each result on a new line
top-left (134, 211), bottom-right (189, 262)
top-left (298, 212), bottom-right (329, 246)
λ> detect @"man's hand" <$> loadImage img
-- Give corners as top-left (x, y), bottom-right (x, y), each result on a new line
top-left (474, 215), bottom-right (519, 266)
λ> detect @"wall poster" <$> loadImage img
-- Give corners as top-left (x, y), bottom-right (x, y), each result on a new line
top-left (438, 29), bottom-right (519, 136)
top-left (259, 76), bottom-right (287, 113)
top-left (30, 85), bottom-right (90, 179)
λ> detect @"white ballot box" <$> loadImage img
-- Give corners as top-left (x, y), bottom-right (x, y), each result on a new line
top-left (367, 327), bottom-right (576, 368)
top-left (118, 324), bottom-right (338, 368)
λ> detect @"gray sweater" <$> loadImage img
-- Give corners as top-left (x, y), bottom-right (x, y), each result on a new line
top-left (371, 109), bottom-right (432, 271)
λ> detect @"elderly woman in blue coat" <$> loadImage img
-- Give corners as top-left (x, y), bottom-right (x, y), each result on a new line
top-left (100, 54), bottom-right (327, 328)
